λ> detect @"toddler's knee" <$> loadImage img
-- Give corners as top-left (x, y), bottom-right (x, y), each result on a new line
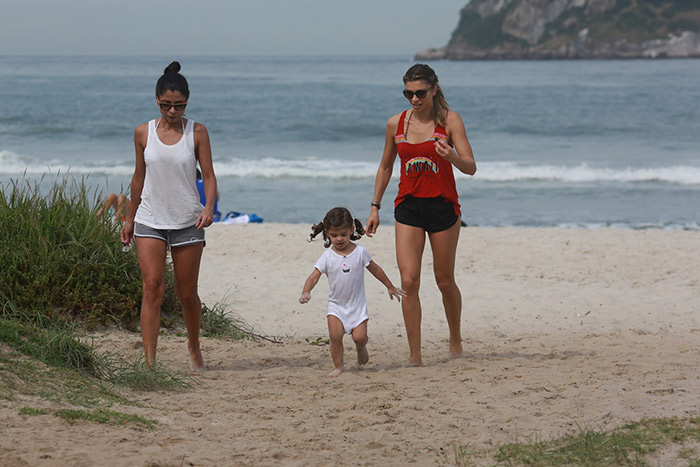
top-left (352, 334), bottom-right (368, 347)
top-left (328, 328), bottom-right (345, 342)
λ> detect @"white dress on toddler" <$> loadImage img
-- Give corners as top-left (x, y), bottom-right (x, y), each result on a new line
top-left (314, 244), bottom-right (372, 334)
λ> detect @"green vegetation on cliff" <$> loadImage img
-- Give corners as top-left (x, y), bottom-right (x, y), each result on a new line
top-left (552, 0), bottom-right (700, 44)
top-left (443, 0), bottom-right (700, 59)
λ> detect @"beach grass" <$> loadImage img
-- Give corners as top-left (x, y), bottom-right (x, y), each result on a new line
top-left (0, 317), bottom-right (193, 393)
top-left (19, 406), bottom-right (48, 415)
top-left (103, 354), bottom-right (194, 391)
top-left (436, 417), bottom-right (700, 466)
top-left (18, 404), bottom-right (157, 430)
top-left (53, 408), bottom-right (157, 430)
top-left (200, 298), bottom-right (280, 343)
top-left (0, 175), bottom-right (265, 396)
top-left (0, 317), bottom-right (105, 377)
top-left (0, 174), bottom-right (180, 330)
top-left (0, 343), bottom-right (128, 407)
top-left (0, 174), bottom-right (269, 414)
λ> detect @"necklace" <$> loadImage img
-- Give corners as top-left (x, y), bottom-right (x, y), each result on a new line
top-left (405, 110), bottom-right (413, 138)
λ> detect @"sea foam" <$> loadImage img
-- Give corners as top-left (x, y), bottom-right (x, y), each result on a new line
top-left (4, 151), bottom-right (700, 186)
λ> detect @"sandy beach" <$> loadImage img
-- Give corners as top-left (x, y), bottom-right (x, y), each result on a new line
top-left (2, 223), bottom-right (700, 465)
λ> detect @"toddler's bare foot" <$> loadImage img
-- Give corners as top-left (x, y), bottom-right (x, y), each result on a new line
top-left (188, 343), bottom-right (206, 372)
top-left (327, 368), bottom-right (343, 378)
top-left (356, 345), bottom-right (369, 365)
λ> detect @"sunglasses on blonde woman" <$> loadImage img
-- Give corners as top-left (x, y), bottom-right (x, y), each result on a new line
top-left (402, 88), bottom-right (432, 99)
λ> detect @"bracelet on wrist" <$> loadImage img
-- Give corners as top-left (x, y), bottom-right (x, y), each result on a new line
top-left (371, 201), bottom-right (381, 210)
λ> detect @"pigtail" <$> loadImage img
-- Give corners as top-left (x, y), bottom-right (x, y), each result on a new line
top-left (309, 221), bottom-right (332, 248)
top-left (351, 218), bottom-right (365, 240)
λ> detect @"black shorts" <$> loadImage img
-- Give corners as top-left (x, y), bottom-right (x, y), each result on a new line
top-left (394, 196), bottom-right (459, 233)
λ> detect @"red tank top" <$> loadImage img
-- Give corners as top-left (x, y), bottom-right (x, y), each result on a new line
top-left (394, 110), bottom-right (461, 215)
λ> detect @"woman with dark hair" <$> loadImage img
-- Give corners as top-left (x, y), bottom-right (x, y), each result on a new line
top-left (121, 61), bottom-right (217, 371)
top-left (366, 64), bottom-right (476, 366)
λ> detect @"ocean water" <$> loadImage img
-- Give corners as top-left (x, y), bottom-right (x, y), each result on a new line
top-left (1, 55), bottom-right (699, 229)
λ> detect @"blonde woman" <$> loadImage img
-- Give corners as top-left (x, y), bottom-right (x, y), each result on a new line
top-left (366, 64), bottom-right (476, 366)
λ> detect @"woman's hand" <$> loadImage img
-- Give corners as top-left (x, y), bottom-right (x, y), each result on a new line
top-left (195, 207), bottom-right (215, 230)
top-left (120, 220), bottom-right (134, 246)
top-left (366, 209), bottom-right (380, 237)
top-left (434, 139), bottom-right (457, 162)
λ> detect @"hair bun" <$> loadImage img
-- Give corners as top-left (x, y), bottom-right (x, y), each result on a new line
top-left (164, 61), bottom-right (181, 75)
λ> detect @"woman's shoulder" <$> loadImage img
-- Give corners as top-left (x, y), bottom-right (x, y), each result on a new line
top-left (133, 121), bottom-right (150, 142)
top-left (192, 121), bottom-right (209, 135)
top-left (134, 121), bottom-right (149, 133)
top-left (387, 111), bottom-right (407, 124)
top-left (445, 110), bottom-right (465, 125)
top-left (385, 111), bottom-right (406, 130)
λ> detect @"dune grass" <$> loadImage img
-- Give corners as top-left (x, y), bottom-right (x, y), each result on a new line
top-left (0, 175), bottom-right (264, 395)
top-left (0, 343), bottom-right (128, 407)
top-left (0, 174), bottom-right (182, 330)
top-left (0, 317), bottom-right (193, 394)
top-left (18, 405), bottom-right (156, 430)
top-left (436, 417), bottom-right (700, 466)
top-left (0, 175), bottom-right (269, 435)
top-left (53, 408), bottom-right (157, 430)
top-left (201, 299), bottom-right (281, 343)
top-left (0, 175), bottom-right (198, 399)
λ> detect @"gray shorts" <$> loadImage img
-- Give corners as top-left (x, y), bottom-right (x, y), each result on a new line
top-left (134, 222), bottom-right (205, 248)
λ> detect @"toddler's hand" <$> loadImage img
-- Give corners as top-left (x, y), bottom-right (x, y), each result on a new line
top-left (299, 292), bottom-right (311, 304)
top-left (388, 286), bottom-right (407, 301)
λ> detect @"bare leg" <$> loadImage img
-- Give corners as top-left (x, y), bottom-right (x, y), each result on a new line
top-left (96, 193), bottom-right (117, 217)
top-left (171, 242), bottom-right (206, 371)
top-left (136, 237), bottom-right (168, 366)
top-left (327, 315), bottom-right (345, 377)
top-left (351, 320), bottom-right (369, 365)
top-left (428, 219), bottom-right (463, 358)
top-left (395, 222), bottom-right (426, 366)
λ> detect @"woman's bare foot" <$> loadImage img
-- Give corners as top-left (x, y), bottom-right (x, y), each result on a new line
top-left (403, 359), bottom-right (423, 367)
top-left (405, 351), bottom-right (423, 367)
top-left (328, 368), bottom-right (343, 378)
top-left (449, 341), bottom-right (464, 359)
top-left (188, 342), bottom-right (206, 371)
top-left (356, 345), bottom-right (369, 365)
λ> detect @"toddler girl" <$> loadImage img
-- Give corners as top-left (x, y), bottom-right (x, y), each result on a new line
top-left (299, 207), bottom-right (405, 377)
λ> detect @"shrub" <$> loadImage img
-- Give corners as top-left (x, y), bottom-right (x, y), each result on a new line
top-left (0, 175), bottom-right (179, 330)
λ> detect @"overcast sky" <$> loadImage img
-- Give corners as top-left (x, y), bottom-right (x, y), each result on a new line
top-left (0, 0), bottom-right (466, 56)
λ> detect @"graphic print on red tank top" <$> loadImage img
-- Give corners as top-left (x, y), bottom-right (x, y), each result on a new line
top-left (394, 110), bottom-right (461, 216)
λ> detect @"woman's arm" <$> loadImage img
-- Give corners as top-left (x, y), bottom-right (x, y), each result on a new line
top-left (435, 111), bottom-right (476, 176)
top-left (366, 114), bottom-right (400, 236)
top-left (121, 123), bottom-right (147, 245)
top-left (194, 122), bottom-right (217, 230)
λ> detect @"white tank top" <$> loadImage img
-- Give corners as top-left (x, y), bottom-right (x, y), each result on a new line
top-left (134, 118), bottom-right (204, 229)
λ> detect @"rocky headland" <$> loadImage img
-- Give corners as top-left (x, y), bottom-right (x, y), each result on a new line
top-left (416, 0), bottom-right (700, 60)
